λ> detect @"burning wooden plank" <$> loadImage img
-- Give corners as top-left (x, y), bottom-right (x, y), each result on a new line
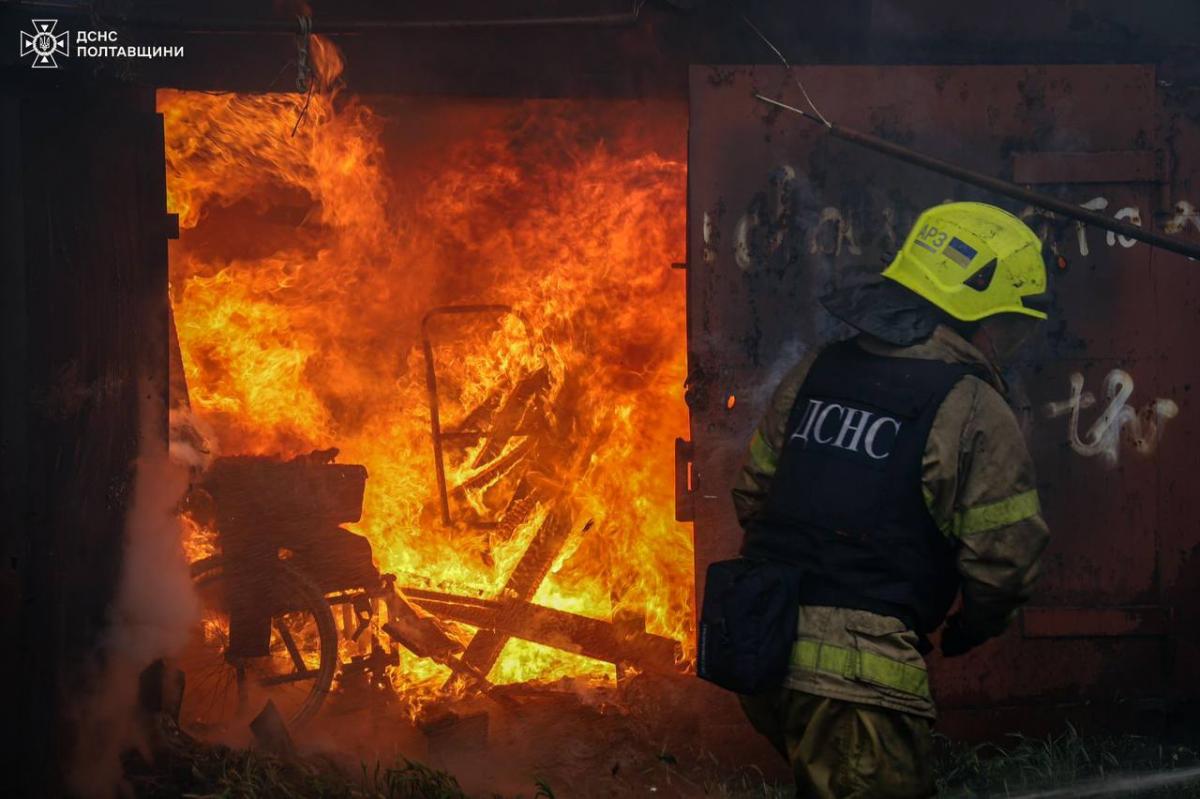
top-left (469, 367), bottom-right (549, 468)
top-left (381, 589), bottom-right (465, 662)
top-left (444, 385), bottom-right (616, 685)
top-left (449, 504), bottom-right (575, 685)
top-left (404, 588), bottom-right (683, 677)
top-left (452, 436), bottom-right (536, 496)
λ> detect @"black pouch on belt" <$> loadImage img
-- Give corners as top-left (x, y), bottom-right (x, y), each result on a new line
top-left (696, 558), bottom-right (801, 694)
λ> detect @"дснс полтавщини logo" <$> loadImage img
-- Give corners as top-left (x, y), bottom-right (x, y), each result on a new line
top-left (18, 19), bottom-right (186, 67)
top-left (19, 19), bottom-right (70, 68)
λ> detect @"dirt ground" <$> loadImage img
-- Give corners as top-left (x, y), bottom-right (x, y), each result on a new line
top-left (125, 674), bottom-right (1200, 798)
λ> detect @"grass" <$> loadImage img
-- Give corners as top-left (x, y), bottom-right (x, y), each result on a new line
top-left (933, 725), bottom-right (1200, 798)
top-left (676, 725), bottom-right (1200, 798)
top-left (127, 725), bottom-right (1200, 798)
top-left (131, 745), bottom-right (483, 799)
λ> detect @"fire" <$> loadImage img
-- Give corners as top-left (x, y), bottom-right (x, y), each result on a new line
top-left (161, 37), bottom-right (690, 710)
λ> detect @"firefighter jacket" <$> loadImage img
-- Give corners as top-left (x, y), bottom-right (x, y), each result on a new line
top-left (731, 326), bottom-right (1050, 718)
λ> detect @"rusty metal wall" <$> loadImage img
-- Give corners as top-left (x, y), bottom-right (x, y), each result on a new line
top-left (684, 64), bottom-right (1200, 735)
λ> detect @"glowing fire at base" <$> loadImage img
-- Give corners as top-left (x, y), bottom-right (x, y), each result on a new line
top-left (161, 37), bottom-right (691, 714)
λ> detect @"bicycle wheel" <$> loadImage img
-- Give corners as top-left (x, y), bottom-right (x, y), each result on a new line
top-left (178, 555), bottom-right (338, 735)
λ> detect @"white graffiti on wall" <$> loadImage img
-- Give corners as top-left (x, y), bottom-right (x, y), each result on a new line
top-left (1075, 196), bottom-right (1110, 256)
top-left (808, 206), bottom-right (863, 257)
top-left (726, 164), bottom-right (1199, 270)
top-left (734, 165), bottom-right (797, 270)
top-left (1165, 201), bottom-right (1200, 236)
top-left (1042, 370), bottom-right (1179, 466)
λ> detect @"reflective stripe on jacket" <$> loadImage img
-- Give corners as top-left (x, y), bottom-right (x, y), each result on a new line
top-left (731, 326), bottom-right (1050, 718)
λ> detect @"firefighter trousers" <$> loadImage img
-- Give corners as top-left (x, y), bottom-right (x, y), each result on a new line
top-left (739, 688), bottom-right (936, 798)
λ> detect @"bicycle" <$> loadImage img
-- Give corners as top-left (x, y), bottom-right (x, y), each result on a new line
top-left (176, 451), bottom-right (474, 734)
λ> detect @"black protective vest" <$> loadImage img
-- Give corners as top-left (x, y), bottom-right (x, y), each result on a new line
top-left (743, 339), bottom-right (979, 637)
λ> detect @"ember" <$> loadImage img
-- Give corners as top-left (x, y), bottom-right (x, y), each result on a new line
top-left (161, 36), bottom-right (690, 722)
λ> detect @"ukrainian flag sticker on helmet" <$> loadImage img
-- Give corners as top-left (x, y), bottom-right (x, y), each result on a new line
top-left (883, 202), bottom-right (1049, 322)
top-left (944, 237), bottom-right (977, 268)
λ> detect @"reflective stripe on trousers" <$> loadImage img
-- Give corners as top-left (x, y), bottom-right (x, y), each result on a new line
top-left (790, 639), bottom-right (930, 698)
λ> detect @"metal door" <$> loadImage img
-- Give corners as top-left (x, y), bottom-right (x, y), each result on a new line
top-left (685, 65), bottom-right (1196, 732)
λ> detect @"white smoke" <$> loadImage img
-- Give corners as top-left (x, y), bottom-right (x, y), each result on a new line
top-left (169, 407), bottom-right (217, 473)
top-left (68, 384), bottom-right (208, 796)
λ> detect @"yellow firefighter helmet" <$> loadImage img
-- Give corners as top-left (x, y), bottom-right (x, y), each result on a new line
top-left (882, 202), bottom-right (1049, 321)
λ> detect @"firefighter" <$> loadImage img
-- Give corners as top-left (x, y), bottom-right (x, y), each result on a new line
top-left (732, 202), bottom-right (1052, 798)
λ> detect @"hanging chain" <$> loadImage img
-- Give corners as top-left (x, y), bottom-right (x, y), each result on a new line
top-left (295, 15), bottom-right (313, 93)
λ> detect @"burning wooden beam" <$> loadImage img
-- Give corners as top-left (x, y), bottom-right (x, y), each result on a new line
top-left (403, 588), bottom-right (683, 676)
top-left (449, 505), bottom-right (576, 684)
top-left (443, 374), bottom-right (618, 686)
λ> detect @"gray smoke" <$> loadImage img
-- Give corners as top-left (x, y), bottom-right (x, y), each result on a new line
top-left (68, 381), bottom-right (204, 796)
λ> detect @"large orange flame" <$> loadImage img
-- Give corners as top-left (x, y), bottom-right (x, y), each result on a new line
top-left (161, 37), bottom-right (691, 709)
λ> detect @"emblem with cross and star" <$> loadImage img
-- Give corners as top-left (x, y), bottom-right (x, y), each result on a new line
top-left (19, 19), bottom-right (70, 69)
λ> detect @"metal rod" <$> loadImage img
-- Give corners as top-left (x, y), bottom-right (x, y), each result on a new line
top-left (420, 304), bottom-right (515, 528)
top-left (755, 94), bottom-right (1200, 262)
top-left (14, 2), bottom-right (642, 35)
top-left (420, 330), bottom-right (452, 528)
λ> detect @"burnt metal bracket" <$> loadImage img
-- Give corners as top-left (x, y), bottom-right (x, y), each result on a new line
top-left (674, 437), bottom-right (695, 522)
